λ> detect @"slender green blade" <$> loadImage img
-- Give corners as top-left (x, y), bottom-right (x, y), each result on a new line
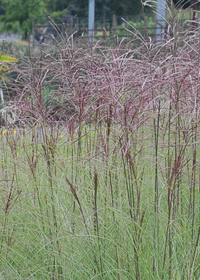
top-left (0, 55), bottom-right (18, 63)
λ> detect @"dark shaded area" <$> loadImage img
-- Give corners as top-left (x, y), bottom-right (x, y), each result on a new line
top-left (173, 0), bottom-right (199, 9)
top-left (0, 1), bottom-right (5, 15)
top-left (71, 0), bottom-right (150, 18)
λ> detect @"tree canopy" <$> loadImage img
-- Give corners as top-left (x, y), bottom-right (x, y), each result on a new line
top-left (0, 0), bottom-right (46, 37)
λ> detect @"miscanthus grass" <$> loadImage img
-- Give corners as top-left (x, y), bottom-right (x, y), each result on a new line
top-left (1, 5), bottom-right (200, 279)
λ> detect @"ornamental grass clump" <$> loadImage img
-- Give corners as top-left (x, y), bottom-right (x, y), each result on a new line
top-left (1, 6), bottom-right (200, 279)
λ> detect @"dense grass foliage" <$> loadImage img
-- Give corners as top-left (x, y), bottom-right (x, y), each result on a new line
top-left (1, 12), bottom-right (200, 279)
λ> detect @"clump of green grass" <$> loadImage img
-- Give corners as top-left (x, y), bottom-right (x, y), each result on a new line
top-left (1, 6), bottom-right (200, 279)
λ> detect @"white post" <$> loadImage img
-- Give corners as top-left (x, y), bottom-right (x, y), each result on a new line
top-left (88, 0), bottom-right (95, 41)
top-left (156, 0), bottom-right (166, 41)
top-left (0, 88), bottom-right (4, 103)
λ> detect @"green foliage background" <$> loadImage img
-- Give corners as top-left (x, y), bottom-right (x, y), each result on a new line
top-left (0, 0), bottom-right (46, 37)
top-left (0, 0), bottom-right (152, 38)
